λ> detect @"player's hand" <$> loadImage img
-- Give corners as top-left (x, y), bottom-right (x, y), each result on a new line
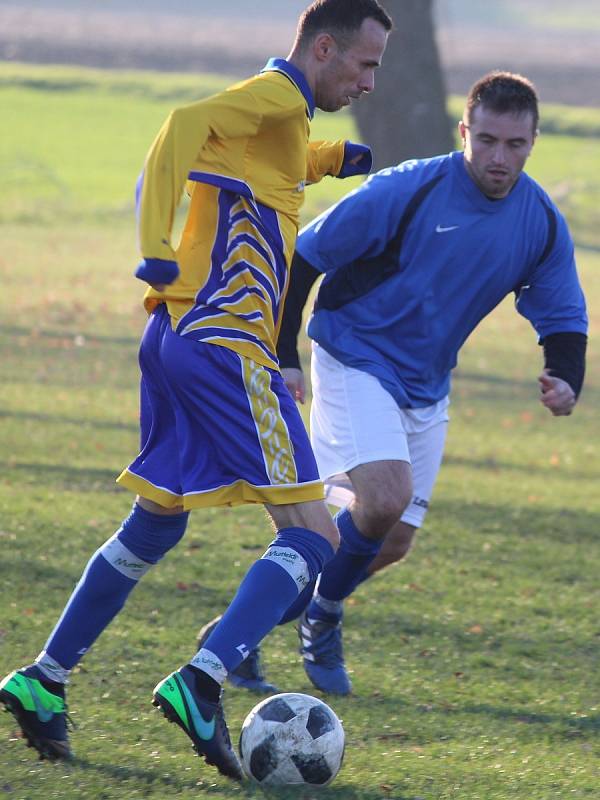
top-left (538, 369), bottom-right (576, 416)
top-left (282, 367), bottom-right (306, 404)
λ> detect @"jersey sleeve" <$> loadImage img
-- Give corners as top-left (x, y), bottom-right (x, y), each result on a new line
top-left (136, 78), bottom-right (300, 271)
top-left (306, 140), bottom-right (346, 185)
top-left (516, 210), bottom-right (588, 338)
top-left (297, 165), bottom-right (415, 273)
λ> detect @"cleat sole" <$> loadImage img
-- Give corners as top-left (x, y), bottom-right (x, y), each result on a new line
top-left (1, 695), bottom-right (71, 761)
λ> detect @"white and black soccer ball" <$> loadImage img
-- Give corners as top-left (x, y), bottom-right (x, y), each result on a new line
top-left (239, 692), bottom-right (345, 786)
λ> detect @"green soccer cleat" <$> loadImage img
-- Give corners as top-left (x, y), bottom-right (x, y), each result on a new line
top-left (152, 665), bottom-right (244, 781)
top-left (0, 665), bottom-right (72, 760)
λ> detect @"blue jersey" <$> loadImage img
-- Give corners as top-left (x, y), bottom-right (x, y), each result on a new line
top-left (296, 151), bottom-right (588, 408)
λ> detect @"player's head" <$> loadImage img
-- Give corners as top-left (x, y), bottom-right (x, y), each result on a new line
top-left (289, 0), bottom-right (392, 112)
top-left (459, 71), bottom-right (539, 199)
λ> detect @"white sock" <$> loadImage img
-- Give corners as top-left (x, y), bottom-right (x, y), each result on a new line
top-left (189, 648), bottom-right (227, 685)
top-left (35, 651), bottom-right (70, 684)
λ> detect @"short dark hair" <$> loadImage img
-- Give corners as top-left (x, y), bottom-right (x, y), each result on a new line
top-left (465, 71), bottom-right (539, 132)
top-left (296, 0), bottom-right (393, 51)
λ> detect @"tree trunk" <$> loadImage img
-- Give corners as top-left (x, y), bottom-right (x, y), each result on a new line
top-left (352, 0), bottom-right (454, 169)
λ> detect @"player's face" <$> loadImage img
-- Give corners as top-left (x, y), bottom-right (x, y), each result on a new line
top-left (314, 18), bottom-right (388, 112)
top-left (459, 106), bottom-right (537, 198)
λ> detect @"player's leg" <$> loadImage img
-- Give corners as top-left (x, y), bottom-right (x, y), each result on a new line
top-left (194, 500), bottom-right (338, 695)
top-left (196, 614), bottom-right (278, 694)
top-left (298, 459), bottom-right (411, 694)
top-left (365, 413), bottom-right (448, 578)
top-left (1, 307), bottom-right (188, 761)
top-left (157, 497), bottom-right (336, 780)
top-left (319, 409), bottom-right (448, 584)
top-left (296, 345), bottom-right (414, 693)
top-left (300, 387), bottom-right (449, 695)
top-left (150, 342), bottom-right (334, 780)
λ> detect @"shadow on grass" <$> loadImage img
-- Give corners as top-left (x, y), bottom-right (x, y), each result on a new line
top-left (63, 755), bottom-right (206, 794)
top-left (1, 324), bottom-right (139, 347)
top-left (460, 703), bottom-right (600, 738)
top-left (443, 453), bottom-right (599, 482)
top-left (5, 462), bottom-right (127, 491)
top-left (0, 409), bottom-right (138, 433)
top-left (432, 497), bottom-right (600, 544)
top-left (66, 755), bottom-right (392, 799)
top-left (454, 369), bottom-right (598, 405)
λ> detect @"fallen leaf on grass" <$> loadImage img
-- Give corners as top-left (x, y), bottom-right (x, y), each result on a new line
top-left (467, 624), bottom-right (484, 634)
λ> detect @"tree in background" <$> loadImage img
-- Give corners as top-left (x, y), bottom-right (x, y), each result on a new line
top-left (352, 0), bottom-right (454, 169)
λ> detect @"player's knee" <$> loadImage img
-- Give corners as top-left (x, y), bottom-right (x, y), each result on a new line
top-left (359, 487), bottom-right (412, 533)
top-left (117, 502), bottom-right (189, 565)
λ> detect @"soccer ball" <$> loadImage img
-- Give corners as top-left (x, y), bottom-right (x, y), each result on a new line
top-left (239, 692), bottom-right (345, 786)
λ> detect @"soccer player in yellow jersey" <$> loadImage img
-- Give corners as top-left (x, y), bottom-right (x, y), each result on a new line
top-left (0, 0), bottom-right (391, 780)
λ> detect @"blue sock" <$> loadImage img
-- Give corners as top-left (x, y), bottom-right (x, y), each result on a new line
top-left (307, 508), bottom-right (382, 621)
top-left (43, 504), bottom-right (188, 670)
top-left (196, 528), bottom-right (333, 674)
top-left (278, 577), bottom-right (317, 625)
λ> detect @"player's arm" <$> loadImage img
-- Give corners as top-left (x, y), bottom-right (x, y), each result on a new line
top-left (308, 167), bottom-right (410, 272)
top-left (278, 169), bottom-right (413, 401)
top-left (516, 211), bottom-right (588, 416)
top-left (277, 252), bottom-right (322, 403)
top-left (539, 333), bottom-right (587, 416)
top-left (135, 85), bottom-right (265, 287)
top-left (306, 140), bottom-right (373, 184)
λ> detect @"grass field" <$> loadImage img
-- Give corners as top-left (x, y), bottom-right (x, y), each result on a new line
top-left (0, 64), bottom-right (598, 799)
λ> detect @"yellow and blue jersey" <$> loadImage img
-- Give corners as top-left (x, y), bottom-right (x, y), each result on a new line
top-left (136, 58), bottom-right (354, 369)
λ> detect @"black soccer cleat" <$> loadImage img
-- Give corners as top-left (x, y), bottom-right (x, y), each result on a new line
top-left (152, 665), bottom-right (244, 781)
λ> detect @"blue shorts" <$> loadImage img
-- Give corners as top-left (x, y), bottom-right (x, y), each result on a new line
top-left (117, 305), bottom-right (324, 509)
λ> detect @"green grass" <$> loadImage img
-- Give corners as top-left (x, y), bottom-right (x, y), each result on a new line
top-left (0, 63), bottom-right (599, 799)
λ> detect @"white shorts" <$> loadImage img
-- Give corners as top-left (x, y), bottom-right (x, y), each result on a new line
top-left (310, 343), bottom-right (449, 528)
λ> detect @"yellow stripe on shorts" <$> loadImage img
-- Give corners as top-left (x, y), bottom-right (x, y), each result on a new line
top-left (241, 357), bottom-right (298, 486)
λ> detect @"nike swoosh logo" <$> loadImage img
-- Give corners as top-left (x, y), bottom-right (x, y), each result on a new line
top-left (24, 676), bottom-right (55, 723)
top-left (177, 676), bottom-right (216, 741)
top-left (436, 224), bottom-right (459, 233)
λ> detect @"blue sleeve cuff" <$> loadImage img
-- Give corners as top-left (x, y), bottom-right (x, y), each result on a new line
top-left (338, 142), bottom-right (373, 178)
top-left (135, 258), bottom-right (179, 285)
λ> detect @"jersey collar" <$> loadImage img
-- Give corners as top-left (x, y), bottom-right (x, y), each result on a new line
top-left (261, 57), bottom-right (316, 120)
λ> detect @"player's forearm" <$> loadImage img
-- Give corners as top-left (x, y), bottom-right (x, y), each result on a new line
top-left (277, 252), bottom-right (322, 369)
top-left (542, 331), bottom-right (587, 398)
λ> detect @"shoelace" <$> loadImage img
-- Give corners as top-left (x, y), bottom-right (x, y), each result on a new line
top-left (214, 704), bottom-right (233, 748)
top-left (302, 620), bottom-right (344, 667)
top-left (65, 709), bottom-right (77, 731)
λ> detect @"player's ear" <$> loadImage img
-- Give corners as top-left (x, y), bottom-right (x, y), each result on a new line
top-left (458, 120), bottom-right (467, 146)
top-left (313, 32), bottom-right (337, 63)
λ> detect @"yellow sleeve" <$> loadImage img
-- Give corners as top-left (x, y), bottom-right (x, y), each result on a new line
top-left (137, 77), bottom-right (300, 263)
top-left (305, 139), bottom-right (346, 185)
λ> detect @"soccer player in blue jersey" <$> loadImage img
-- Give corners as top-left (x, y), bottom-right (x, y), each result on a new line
top-left (267, 70), bottom-right (587, 695)
top-left (0, 0), bottom-right (391, 779)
